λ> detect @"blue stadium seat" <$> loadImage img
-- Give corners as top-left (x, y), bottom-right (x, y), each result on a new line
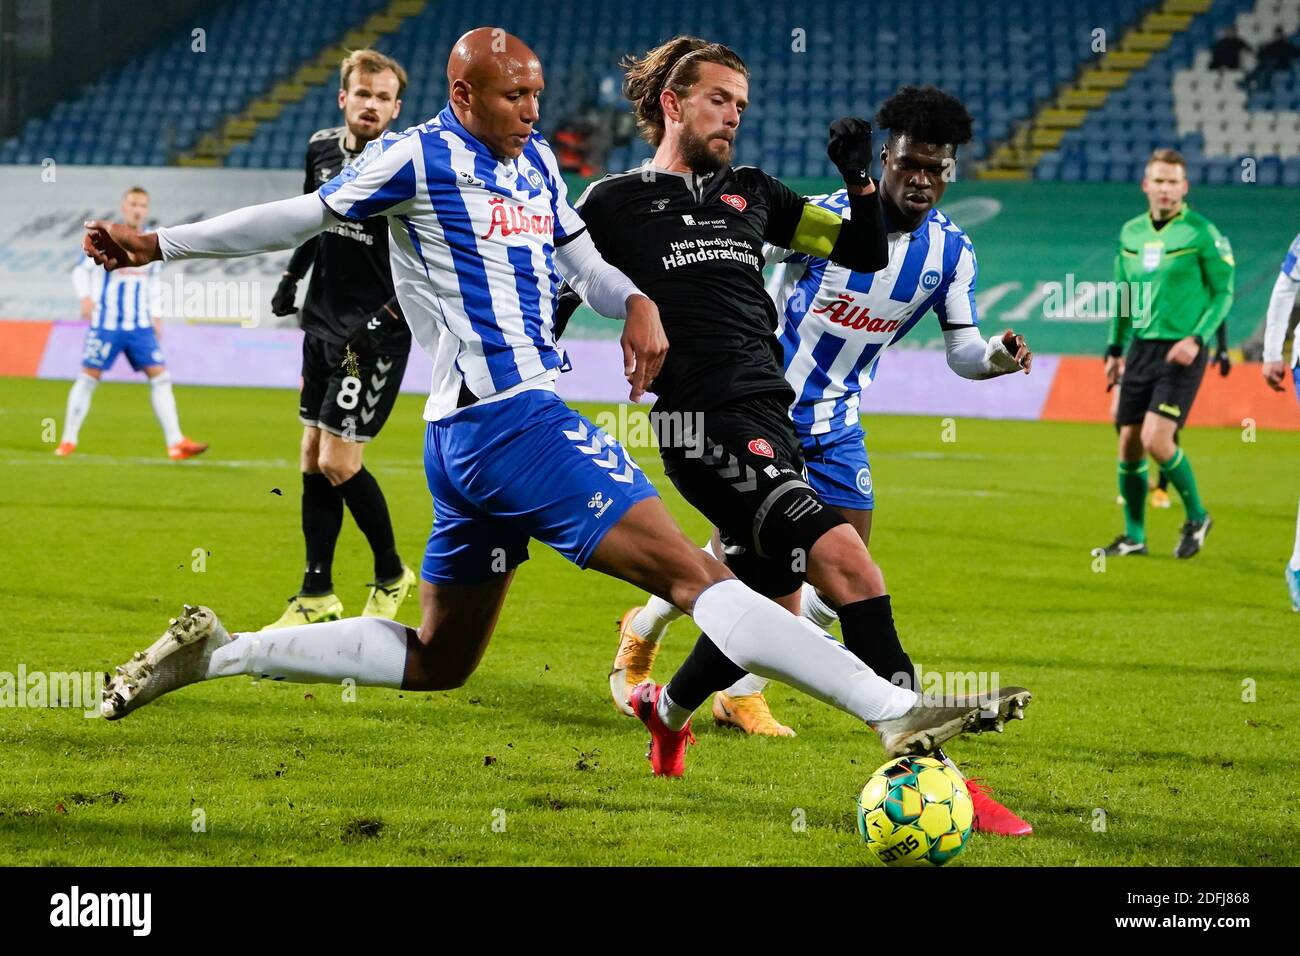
top-left (1050, 0), bottom-right (1288, 183)
top-left (1283, 158), bottom-right (1300, 187)
top-left (15, 0), bottom-right (1278, 186)
top-left (3, 0), bottom-right (389, 167)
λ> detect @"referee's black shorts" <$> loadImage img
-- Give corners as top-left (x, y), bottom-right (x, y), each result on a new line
top-left (1116, 338), bottom-right (1208, 427)
top-left (658, 394), bottom-right (846, 598)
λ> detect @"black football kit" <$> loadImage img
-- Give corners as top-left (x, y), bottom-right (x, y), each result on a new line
top-left (284, 126), bottom-right (410, 441)
top-left (564, 163), bottom-right (887, 596)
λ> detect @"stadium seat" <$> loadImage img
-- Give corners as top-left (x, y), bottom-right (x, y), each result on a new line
top-left (1054, 0), bottom-right (1300, 181)
top-left (2, 0), bottom-right (1186, 180)
top-left (4, 0), bottom-right (1291, 189)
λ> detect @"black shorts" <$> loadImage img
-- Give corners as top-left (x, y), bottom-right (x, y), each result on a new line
top-left (1116, 338), bottom-right (1208, 427)
top-left (659, 394), bottom-right (847, 598)
top-left (299, 334), bottom-right (409, 442)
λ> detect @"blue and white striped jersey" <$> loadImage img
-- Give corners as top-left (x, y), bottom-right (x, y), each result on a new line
top-left (1279, 233), bottom-right (1300, 366)
top-left (1281, 232), bottom-right (1300, 283)
top-left (72, 255), bottom-right (162, 332)
top-left (766, 189), bottom-right (979, 436)
top-left (319, 104), bottom-right (586, 422)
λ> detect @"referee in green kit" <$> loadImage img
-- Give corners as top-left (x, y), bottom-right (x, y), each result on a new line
top-left (1101, 148), bottom-right (1234, 559)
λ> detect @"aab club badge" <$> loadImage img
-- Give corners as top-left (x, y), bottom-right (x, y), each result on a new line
top-left (721, 193), bottom-right (747, 212)
top-left (748, 437), bottom-right (774, 458)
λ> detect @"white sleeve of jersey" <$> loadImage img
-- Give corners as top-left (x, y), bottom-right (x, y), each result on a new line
top-left (934, 241), bottom-right (978, 330)
top-left (943, 326), bottom-right (1021, 379)
top-left (72, 255), bottom-right (96, 298)
top-left (1262, 269), bottom-right (1300, 364)
top-left (553, 230), bottom-right (642, 319)
top-left (530, 136), bottom-right (587, 242)
top-left (1281, 232), bottom-right (1300, 281)
top-left (319, 133), bottom-right (419, 221)
top-left (159, 192), bottom-right (333, 261)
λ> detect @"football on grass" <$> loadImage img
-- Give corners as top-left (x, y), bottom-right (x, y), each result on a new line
top-left (857, 755), bottom-right (974, 866)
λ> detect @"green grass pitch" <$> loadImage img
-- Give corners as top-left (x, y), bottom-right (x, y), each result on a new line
top-left (1, 376), bottom-right (1296, 866)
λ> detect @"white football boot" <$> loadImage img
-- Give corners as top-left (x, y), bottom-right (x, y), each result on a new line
top-left (101, 605), bottom-right (232, 720)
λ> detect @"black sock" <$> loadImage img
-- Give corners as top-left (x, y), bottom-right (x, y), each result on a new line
top-left (838, 595), bottom-right (916, 690)
top-left (337, 467), bottom-right (402, 582)
top-left (301, 472), bottom-right (343, 595)
top-left (664, 632), bottom-right (747, 713)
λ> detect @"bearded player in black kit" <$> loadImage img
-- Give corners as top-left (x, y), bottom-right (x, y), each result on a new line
top-left (264, 49), bottom-right (417, 629)
top-left (564, 37), bottom-right (1032, 774)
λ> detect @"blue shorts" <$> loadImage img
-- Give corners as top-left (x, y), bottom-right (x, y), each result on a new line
top-left (81, 326), bottom-right (165, 372)
top-left (421, 388), bottom-right (659, 585)
top-left (1293, 366), bottom-right (1300, 410)
top-left (800, 423), bottom-right (874, 510)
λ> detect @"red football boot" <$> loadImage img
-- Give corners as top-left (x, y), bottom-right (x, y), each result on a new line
top-left (966, 777), bottom-right (1033, 836)
top-left (168, 437), bottom-right (209, 461)
top-left (628, 681), bottom-right (695, 777)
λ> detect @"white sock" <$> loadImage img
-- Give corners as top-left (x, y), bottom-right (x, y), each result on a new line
top-left (723, 672), bottom-right (770, 697)
top-left (800, 582), bottom-right (840, 628)
top-left (656, 685), bottom-right (694, 729)
top-left (149, 371), bottom-right (184, 446)
top-left (1290, 495), bottom-right (1300, 571)
top-left (691, 579), bottom-right (916, 724)
top-left (630, 541), bottom-right (718, 642)
top-left (721, 582), bottom-right (838, 697)
top-left (61, 373), bottom-right (97, 444)
top-left (631, 595), bottom-right (683, 642)
top-left (206, 617), bottom-right (408, 687)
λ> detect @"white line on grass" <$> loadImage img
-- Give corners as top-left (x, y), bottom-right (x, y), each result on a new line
top-left (2, 453), bottom-right (434, 473)
top-left (3, 454), bottom-right (294, 469)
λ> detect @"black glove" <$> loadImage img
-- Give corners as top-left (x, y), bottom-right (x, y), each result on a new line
top-left (1214, 349), bottom-right (1232, 377)
top-left (827, 117), bottom-right (875, 186)
top-left (271, 273), bottom-right (299, 316)
top-left (347, 309), bottom-right (386, 359)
